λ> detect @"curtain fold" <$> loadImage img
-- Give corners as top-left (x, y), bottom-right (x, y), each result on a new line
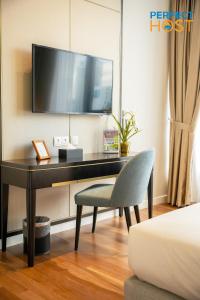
top-left (191, 118), bottom-right (200, 203)
top-left (168, 0), bottom-right (200, 207)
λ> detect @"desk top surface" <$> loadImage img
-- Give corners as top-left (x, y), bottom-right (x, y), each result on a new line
top-left (1, 152), bottom-right (135, 171)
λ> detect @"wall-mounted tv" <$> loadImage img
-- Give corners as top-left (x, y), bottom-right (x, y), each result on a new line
top-left (32, 44), bottom-right (113, 115)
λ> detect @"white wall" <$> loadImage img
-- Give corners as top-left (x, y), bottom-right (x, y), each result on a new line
top-left (1, 0), bottom-right (120, 231)
top-left (122, 0), bottom-right (169, 201)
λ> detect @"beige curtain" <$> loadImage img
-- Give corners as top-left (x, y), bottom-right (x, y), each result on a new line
top-left (168, 0), bottom-right (200, 207)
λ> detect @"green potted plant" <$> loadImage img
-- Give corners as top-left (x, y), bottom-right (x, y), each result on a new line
top-left (112, 111), bottom-right (140, 154)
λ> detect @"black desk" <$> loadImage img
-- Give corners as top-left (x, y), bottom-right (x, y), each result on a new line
top-left (1, 153), bottom-right (153, 267)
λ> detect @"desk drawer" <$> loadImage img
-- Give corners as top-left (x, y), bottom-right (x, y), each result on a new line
top-left (31, 160), bottom-right (127, 189)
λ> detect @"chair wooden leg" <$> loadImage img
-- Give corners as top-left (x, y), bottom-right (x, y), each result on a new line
top-left (124, 207), bottom-right (132, 231)
top-left (134, 205), bottom-right (141, 223)
top-left (119, 207), bottom-right (123, 217)
top-left (92, 207), bottom-right (98, 233)
top-left (75, 205), bottom-right (83, 251)
top-left (148, 169), bottom-right (153, 218)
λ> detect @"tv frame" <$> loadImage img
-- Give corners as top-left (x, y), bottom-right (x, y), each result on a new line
top-left (32, 44), bottom-right (114, 116)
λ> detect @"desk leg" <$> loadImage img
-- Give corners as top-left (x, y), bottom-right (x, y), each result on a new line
top-left (119, 207), bottom-right (123, 217)
top-left (26, 188), bottom-right (36, 267)
top-left (1, 184), bottom-right (9, 251)
top-left (148, 169), bottom-right (153, 219)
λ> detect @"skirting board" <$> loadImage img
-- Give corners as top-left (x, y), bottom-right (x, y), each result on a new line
top-left (0, 194), bottom-right (167, 249)
top-left (140, 194), bottom-right (167, 209)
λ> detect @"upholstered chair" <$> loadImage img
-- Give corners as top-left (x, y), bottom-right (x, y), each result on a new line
top-left (74, 150), bottom-right (155, 250)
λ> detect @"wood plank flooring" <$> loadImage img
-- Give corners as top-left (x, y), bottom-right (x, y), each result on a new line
top-left (0, 204), bottom-right (175, 300)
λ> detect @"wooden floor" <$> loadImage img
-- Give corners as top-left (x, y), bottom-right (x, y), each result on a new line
top-left (0, 204), bottom-right (175, 300)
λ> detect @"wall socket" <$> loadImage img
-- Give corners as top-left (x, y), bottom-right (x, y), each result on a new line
top-left (53, 136), bottom-right (69, 147)
top-left (61, 136), bottom-right (69, 146)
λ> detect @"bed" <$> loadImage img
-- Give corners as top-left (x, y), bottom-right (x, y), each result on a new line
top-left (125, 204), bottom-right (200, 300)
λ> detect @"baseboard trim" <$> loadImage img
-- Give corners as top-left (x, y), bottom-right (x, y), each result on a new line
top-left (6, 207), bottom-right (114, 238)
top-left (1, 208), bottom-right (118, 249)
top-left (1, 194), bottom-right (167, 249)
top-left (140, 194), bottom-right (168, 209)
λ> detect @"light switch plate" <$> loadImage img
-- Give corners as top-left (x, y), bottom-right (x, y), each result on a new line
top-left (71, 136), bottom-right (79, 146)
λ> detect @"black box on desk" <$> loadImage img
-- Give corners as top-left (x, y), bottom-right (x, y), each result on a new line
top-left (59, 148), bottom-right (83, 160)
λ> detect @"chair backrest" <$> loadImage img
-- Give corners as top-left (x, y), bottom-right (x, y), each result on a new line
top-left (110, 150), bottom-right (155, 207)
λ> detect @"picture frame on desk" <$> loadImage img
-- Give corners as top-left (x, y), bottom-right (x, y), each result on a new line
top-left (32, 140), bottom-right (50, 160)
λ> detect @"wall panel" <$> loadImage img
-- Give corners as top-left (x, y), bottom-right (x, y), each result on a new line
top-left (1, 0), bottom-right (70, 160)
top-left (84, 0), bottom-right (121, 11)
top-left (69, 0), bottom-right (120, 210)
top-left (1, 0), bottom-right (71, 230)
top-left (122, 0), bottom-right (169, 200)
top-left (70, 0), bottom-right (120, 153)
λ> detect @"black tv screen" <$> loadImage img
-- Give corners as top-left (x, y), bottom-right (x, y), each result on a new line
top-left (32, 44), bottom-right (113, 114)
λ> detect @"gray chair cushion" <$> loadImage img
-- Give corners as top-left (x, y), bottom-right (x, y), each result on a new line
top-left (75, 184), bottom-right (114, 207)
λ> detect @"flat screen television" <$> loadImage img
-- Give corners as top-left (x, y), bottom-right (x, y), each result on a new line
top-left (32, 44), bottom-right (113, 114)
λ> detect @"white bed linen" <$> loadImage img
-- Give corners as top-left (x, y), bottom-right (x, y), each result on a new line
top-left (128, 204), bottom-right (200, 300)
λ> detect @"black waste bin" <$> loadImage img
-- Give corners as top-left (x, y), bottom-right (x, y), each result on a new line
top-left (23, 216), bottom-right (50, 255)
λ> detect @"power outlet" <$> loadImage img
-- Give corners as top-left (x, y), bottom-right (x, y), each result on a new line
top-left (61, 136), bottom-right (69, 146)
top-left (53, 136), bottom-right (62, 147)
